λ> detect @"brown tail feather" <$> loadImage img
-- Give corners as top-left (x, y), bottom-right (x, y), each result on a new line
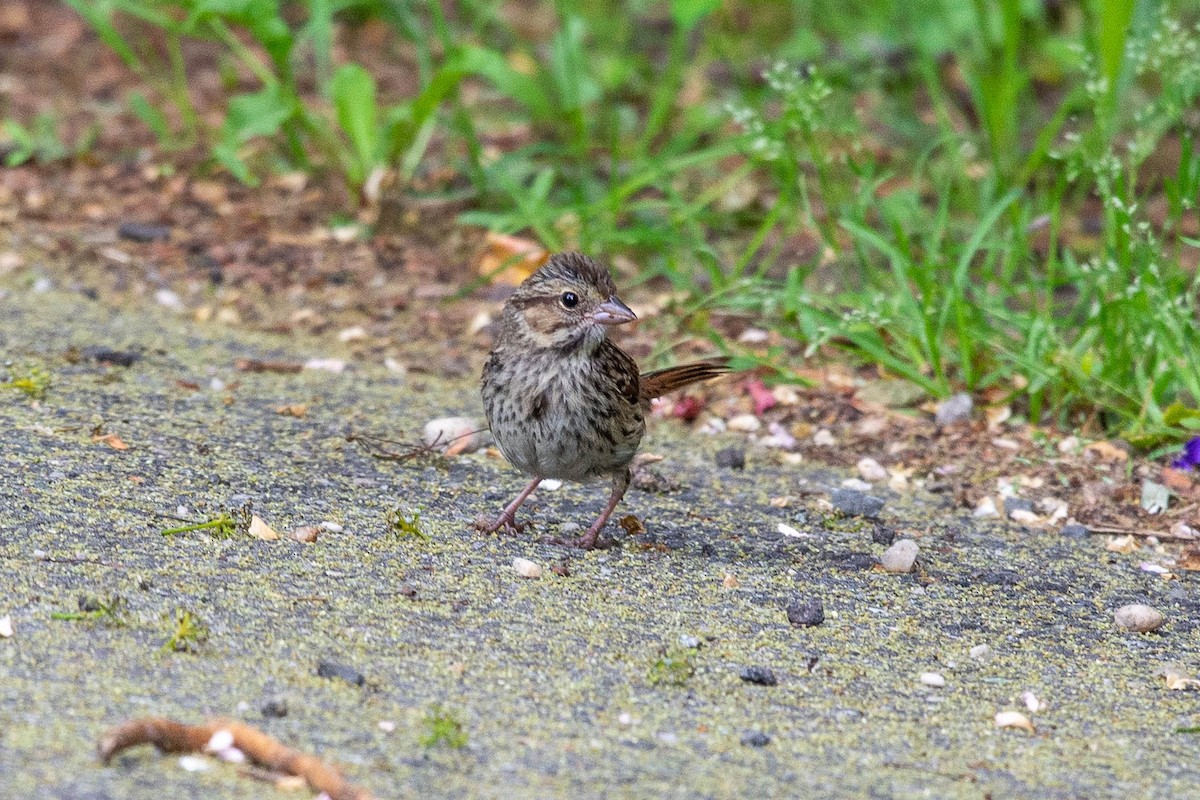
top-left (638, 357), bottom-right (731, 401)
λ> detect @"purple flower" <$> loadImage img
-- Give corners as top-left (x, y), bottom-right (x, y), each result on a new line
top-left (1173, 437), bottom-right (1200, 470)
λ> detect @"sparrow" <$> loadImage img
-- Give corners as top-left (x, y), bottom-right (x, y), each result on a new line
top-left (477, 252), bottom-right (728, 549)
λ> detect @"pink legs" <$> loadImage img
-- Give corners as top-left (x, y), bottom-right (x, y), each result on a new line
top-left (475, 475), bottom-right (542, 534)
top-left (568, 469), bottom-right (632, 550)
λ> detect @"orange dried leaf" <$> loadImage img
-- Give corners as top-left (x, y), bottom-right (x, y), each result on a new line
top-left (93, 433), bottom-right (129, 450)
top-left (476, 233), bottom-right (548, 286)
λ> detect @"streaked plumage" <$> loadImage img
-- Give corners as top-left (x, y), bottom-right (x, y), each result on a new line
top-left (478, 252), bottom-right (729, 548)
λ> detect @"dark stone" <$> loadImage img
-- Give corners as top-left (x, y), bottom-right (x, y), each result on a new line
top-left (715, 446), bottom-right (745, 469)
top-left (316, 660), bottom-right (365, 687)
top-left (830, 488), bottom-right (885, 518)
top-left (870, 523), bottom-right (895, 545)
top-left (1062, 523), bottom-right (1089, 538)
top-left (739, 666), bottom-right (778, 686)
top-left (261, 698), bottom-right (288, 718)
top-left (117, 222), bottom-right (171, 242)
top-left (829, 551), bottom-right (878, 571)
top-left (80, 346), bottom-right (140, 367)
top-left (741, 730), bottom-right (771, 747)
top-left (1005, 497), bottom-right (1034, 518)
top-left (786, 597), bottom-right (824, 627)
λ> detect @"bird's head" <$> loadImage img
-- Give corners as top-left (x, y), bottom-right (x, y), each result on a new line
top-left (501, 252), bottom-right (636, 353)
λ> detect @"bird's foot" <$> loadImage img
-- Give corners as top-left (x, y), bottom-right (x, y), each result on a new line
top-left (540, 525), bottom-right (613, 550)
top-left (473, 513), bottom-right (528, 535)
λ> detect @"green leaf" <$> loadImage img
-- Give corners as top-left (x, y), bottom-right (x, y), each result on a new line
top-left (1163, 402), bottom-right (1200, 428)
top-left (331, 63), bottom-right (379, 186)
top-left (670, 0), bottom-right (720, 31)
top-left (63, 0), bottom-right (140, 69)
top-left (128, 92), bottom-right (171, 143)
top-left (224, 86), bottom-right (292, 143)
top-left (211, 141), bottom-right (256, 185)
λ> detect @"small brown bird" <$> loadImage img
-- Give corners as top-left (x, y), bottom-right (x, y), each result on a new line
top-left (478, 252), bottom-right (729, 549)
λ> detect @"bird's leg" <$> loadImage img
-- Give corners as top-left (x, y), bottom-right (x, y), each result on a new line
top-left (572, 469), bottom-right (632, 550)
top-left (475, 476), bottom-right (542, 534)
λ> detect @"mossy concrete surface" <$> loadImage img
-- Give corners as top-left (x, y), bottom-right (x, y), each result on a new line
top-left (2, 289), bottom-right (1199, 799)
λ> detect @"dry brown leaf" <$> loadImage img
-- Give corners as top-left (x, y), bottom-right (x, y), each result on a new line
top-left (249, 515), bottom-right (280, 541)
top-left (1106, 534), bottom-right (1140, 553)
top-left (1158, 664), bottom-right (1200, 691)
top-left (1178, 549), bottom-right (1200, 571)
top-left (275, 404), bottom-right (308, 418)
top-left (93, 433), bottom-right (129, 450)
top-left (476, 232), bottom-right (548, 285)
top-left (722, 573), bottom-right (740, 589)
top-left (619, 514), bottom-right (646, 536)
top-left (994, 711), bottom-right (1035, 732)
top-left (1084, 440), bottom-right (1129, 463)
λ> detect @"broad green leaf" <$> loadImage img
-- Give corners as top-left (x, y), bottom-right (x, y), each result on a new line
top-left (331, 63), bottom-right (379, 185)
top-left (224, 86), bottom-right (292, 143)
top-left (670, 0), bottom-right (720, 31)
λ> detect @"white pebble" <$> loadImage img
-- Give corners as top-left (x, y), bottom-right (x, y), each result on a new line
top-left (0, 615), bottom-right (12, 638)
top-left (738, 327), bottom-right (770, 344)
top-left (618, 712), bottom-right (634, 726)
top-left (973, 497), bottom-right (999, 517)
top-left (1114, 603), bottom-right (1164, 633)
top-left (994, 711), bottom-right (1034, 732)
top-left (726, 414), bottom-right (761, 433)
top-left (1021, 691), bottom-right (1044, 713)
top-left (338, 325), bottom-right (369, 343)
top-left (304, 358), bottom-right (346, 373)
top-left (777, 523), bottom-right (808, 539)
top-left (772, 385), bottom-right (801, 405)
top-left (969, 644), bottom-right (991, 660)
top-left (812, 429), bottom-right (837, 446)
top-left (512, 557), bottom-right (543, 579)
top-left (840, 478), bottom-right (873, 491)
top-left (384, 357), bottom-right (408, 375)
top-left (919, 672), bottom-right (945, 687)
top-left (881, 539), bottom-right (919, 573)
top-left (178, 755), bottom-right (210, 772)
top-left (378, 720), bottom-right (396, 733)
top-left (857, 457), bottom-right (888, 482)
top-left (539, 479), bottom-right (563, 491)
top-left (155, 288), bottom-right (183, 310)
top-left (318, 521), bottom-right (344, 533)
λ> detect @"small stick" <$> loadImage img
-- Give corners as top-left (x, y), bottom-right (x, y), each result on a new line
top-left (1084, 524), bottom-right (1197, 541)
top-left (98, 717), bottom-right (374, 800)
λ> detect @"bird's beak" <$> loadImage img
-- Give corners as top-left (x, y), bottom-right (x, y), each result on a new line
top-left (592, 296), bottom-right (637, 326)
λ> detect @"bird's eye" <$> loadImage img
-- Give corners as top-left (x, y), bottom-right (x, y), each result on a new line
top-left (560, 292), bottom-right (579, 308)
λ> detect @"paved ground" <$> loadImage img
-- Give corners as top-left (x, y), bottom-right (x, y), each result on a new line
top-left (2, 288), bottom-right (1199, 799)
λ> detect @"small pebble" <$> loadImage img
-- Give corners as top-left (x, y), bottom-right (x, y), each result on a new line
top-left (973, 497), bottom-right (999, 517)
top-left (786, 597), bottom-right (824, 627)
top-left (118, 222), bottom-right (171, 242)
top-left (337, 325), bottom-right (369, 343)
top-left (995, 711), bottom-right (1035, 732)
top-left (0, 615), bottom-right (12, 638)
top-left (378, 720), bottom-right (396, 733)
top-left (318, 521), bottom-right (344, 533)
top-left (1114, 603), bottom-right (1164, 633)
top-left (881, 539), bottom-right (919, 573)
top-left (316, 660), bottom-right (365, 687)
top-left (80, 346), bottom-right (140, 367)
top-left (155, 289), bottom-right (183, 310)
top-left (304, 358), bottom-right (346, 373)
top-left (919, 672), bottom-right (945, 687)
top-left (812, 429), bottom-right (837, 446)
top-left (935, 393), bottom-right (973, 425)
top-left (178, 755), bottom-right (210, 772)
top-left (512, 557), bottom-right (543, 579)
top-left (617, 712), bottom-right (634, 726)
top-left (1061, 523), bottom-right (1088, 538)
top-left (830, 488), bottom-right (885, 518)
top-left (741, 731), bottom-right (771, 747)
top-left (726, 414), bottom-right (761, 433)
top-left (1004, 497), bottom-right (1034, 518)
top-left (969, 644), bottom-right (991, 660)
top-left (678, 634), bottom-right (701, 649)
top-left (289, 526), bottom-right (318, 543)
top-left (715, 446), bottom-right (745, 469)
top-left (261, 699), bottom-right (288, 718)
top-left (740, 666), bottom-right (778, 686)
top-left (857, 457), bottom-right (888, 482)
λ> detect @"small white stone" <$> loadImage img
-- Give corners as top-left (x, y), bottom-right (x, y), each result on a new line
top-left (973, 497), bottom-right (999, 517)
top-left (994, 711), bottom-right (1034, 732)
top-left (155, 288), bottom-right (184, 310)
top-left (738, 327), bottom-right (770, 344)
top-left (919, 672), bottom-right (945, 687)
top-left (304, 358), bottom-right (347, 373)
top-left (857, 457), bottom-right (888, 482)
top-left (777, 523), bottom-right (808, 539)
top-left (0, 615), bottom-right (13, 638)
top-left (1009, 509), bottom-right (1041, 525)
top-left (318, 521), bottom-right (344, 533)
top-left (467, 311), bottom-right (493, 336)
top-left (969, 644), bottom-right (991, 660)
top-left (338, 325), bottom-right (369, 343)
top-left (512, 557), bottom-right (543, 579)
top-left (539, 479), bottom-right (563, 491)
top-left (378, 720), bottom-right (396, 733)
top-left (1057, 435), bottom-right (1080, 454)
top-left (881, 539), bottom-right (919, 573)
top-left (618, 712), bottom-right (634, 726)
top-left (772, 385), bottom-right (801, 405)
top-left (32, 277), bottom-right (53, 293)
top-left (726, 414), bottom-right (761, 433)
top-left (209, 377), bottom-right (226, 392)
top-left (1114, 603), bottom-right (1164, 633)
top-left (205, 729), bottom-right (235, 752)
top-left (178, 755), bottom-right (210, 772)
top-left (812, 429), bottom-right (837, 446)
top-left (841, 478), bottom-right (873, 491)
top-left (1021, 691), bottom-right (1044, 713)
top-left (384, 357), bottom-right (408, 375)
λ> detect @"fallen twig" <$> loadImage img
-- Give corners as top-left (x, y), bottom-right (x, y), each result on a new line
top-left (1085, 524), bottom-right (1197, 541)
top-left (97, 717), bottom-right (374, 800)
